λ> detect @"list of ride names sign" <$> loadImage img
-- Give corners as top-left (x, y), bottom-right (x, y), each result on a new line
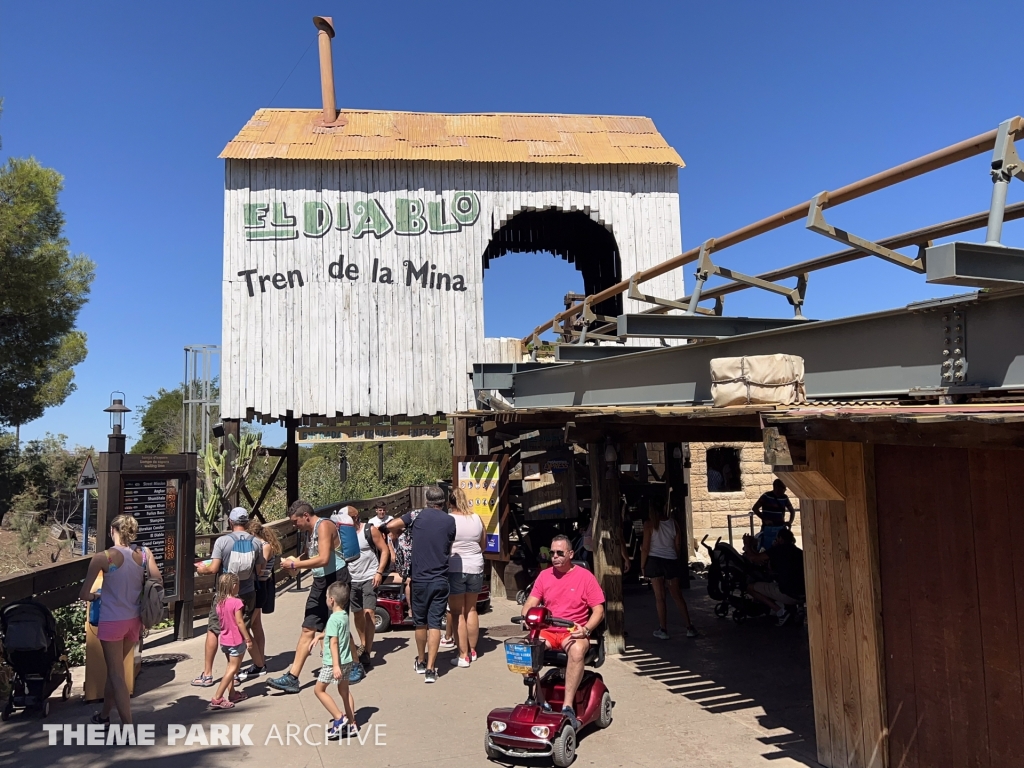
top-left (121, 478), bottom-right (179, 598)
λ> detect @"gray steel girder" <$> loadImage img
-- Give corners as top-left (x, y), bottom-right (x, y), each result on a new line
top-left (555, 345), bottom-right (662, 361)
top-left (505, 289), bottom-right (1024, 408)
top-left (616, 313), bottom-right (812, 338)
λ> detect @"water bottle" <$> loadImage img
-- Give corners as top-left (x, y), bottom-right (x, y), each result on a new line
top-left (89, 589), bottom-right (102, 626)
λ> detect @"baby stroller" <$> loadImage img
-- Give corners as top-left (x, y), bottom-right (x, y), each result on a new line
top-left (701, 536), bottom-right (772, 623)
top-left (0, 599), bottom-right (73, 720)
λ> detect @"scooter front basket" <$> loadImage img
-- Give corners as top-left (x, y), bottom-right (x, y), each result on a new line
top-left (504, 638), bottom-right (545, 674)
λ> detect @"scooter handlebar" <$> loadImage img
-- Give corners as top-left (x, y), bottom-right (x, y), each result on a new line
top-left (547, 617), bottom-right (575, 629)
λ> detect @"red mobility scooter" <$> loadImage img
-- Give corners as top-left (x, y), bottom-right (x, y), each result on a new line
top-left (485, 606), bottom-right (612, 766)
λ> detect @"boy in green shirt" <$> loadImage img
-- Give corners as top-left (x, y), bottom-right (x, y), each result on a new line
top-left (316, 581), bottom-right (357, 740)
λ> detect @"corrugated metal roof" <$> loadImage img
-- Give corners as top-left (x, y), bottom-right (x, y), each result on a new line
top-left (220, 109), bottom-right (685, 166)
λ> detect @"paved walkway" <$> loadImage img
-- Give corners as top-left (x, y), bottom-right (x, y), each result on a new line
top-left (0, 579), bottom-right (819, 768)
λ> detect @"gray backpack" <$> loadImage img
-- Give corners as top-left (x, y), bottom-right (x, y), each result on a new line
top-left (138, 547), bottom-right (167, 629)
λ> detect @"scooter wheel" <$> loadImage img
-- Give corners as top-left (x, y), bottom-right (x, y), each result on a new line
top-left (373, 606), bottom-right (392, 633)
top-left (595, 690), bottom-right (613, 729)
top-left (1, 703), bottom-right (11, 722)
top-left (62, 682), bottom-right (71, 701)
top-left (484, 733), bottom-right (502, 760)
top-left (516, 590), bottom-right (527, 606)
top-left (714, 602), bottom-right (729, 618)
top-left (39, 700), bottom-right (50, 718)
top-left (552, 724), bottom-right (577, 767)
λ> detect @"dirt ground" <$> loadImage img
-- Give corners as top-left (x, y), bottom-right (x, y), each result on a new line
top-left (0, 528), bottom-right (94, 577)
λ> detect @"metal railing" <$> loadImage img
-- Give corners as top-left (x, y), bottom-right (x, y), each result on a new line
top-left (726, 513), bottom-right (755, 547)
top-left (522, 117), bottom-right (1024, 345)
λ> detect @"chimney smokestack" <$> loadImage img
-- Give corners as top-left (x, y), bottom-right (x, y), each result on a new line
top-left (313, 16), bottom-right (340, 125)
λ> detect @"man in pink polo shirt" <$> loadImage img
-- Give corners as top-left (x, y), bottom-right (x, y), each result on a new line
top-left (521, 534), bottom-right (605, 730)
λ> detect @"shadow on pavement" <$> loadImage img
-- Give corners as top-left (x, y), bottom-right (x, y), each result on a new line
top-left (621, 580), bottom-right (819, 766)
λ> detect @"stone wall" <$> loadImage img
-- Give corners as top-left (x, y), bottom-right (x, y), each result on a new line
top-left (687, 441), bottom-right (802, 560)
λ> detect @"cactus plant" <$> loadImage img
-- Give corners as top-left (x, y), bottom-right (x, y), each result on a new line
top-left (196, 431), bottom-right (261, 533)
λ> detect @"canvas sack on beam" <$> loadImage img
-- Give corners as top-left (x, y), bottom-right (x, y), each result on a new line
top-left (710, 354), bottom-right (806, 407)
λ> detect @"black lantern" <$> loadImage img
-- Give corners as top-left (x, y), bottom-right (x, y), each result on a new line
top-left (104, 392), bottom-right (131, 453)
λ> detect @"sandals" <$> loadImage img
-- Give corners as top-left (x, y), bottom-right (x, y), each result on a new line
top-left (209, 697), bottom-right (235, 709)
top-left (228, 690), bottom-right (248, 703)
top-left (191, 673), bottom-right (215, 687)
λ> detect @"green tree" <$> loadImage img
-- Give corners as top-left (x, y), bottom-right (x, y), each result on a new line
top-left (0, 103), bottom-right (96, 429)
top-left (131, 388), bottom-right (184, 454)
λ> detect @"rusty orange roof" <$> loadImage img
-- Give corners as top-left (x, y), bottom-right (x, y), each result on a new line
top-left (220, 109), bottom-right (685, 166)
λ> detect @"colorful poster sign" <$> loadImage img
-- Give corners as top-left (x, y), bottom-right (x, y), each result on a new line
top-left (457, 461), bottom-right (501, 554)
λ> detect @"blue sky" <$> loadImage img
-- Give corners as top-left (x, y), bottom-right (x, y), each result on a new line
top-left (2, 1), bottom-right (1022, 450)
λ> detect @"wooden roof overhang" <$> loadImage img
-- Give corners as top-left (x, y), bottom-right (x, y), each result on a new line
top-left (455, 405), bottom-right (772, 444)
top-left (764, 403), bottom-right (1024, 451)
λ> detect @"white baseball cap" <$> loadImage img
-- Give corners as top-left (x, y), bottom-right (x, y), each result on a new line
top-left (229, 507), bottom-right (249, 524)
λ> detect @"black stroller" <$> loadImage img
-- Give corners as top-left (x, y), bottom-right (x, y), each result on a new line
top-left (1, 599), bottom-right (73, 719)
top-left (701, 536), bottom-right (773, 623)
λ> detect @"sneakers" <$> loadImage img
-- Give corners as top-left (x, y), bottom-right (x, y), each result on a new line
top-left (413, 658), bottom-right (427, 674)
top-left (776, 610), bottom-right (793, 627)
top-left (327, 718), bottom-right (358, 740)
top-left (686, 626), bottom-right (700, 638)
top-left (450, 656), bottom-right (470, 668)
top-left (561, 706), bottom-right (582, 731)
top-left (235, 664), bottom-right (266, 683)
top-left (348, 663), bottom-right (366, 684)
top-left (424, 668), bottom-right (438, 683)
top-left (470, 650), bottom-right (478, 662)
top-left (439, 636), bottom-right (455, 650)
top-left (653, 628), bottom-right (671, 640)
top-left (267, 672), bottom-right (301, 694)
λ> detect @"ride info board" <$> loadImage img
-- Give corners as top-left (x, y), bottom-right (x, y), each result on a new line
top-left (121, 477), bottom-right (180, 598)
top-left (457, 460), bottom-right (501, 554)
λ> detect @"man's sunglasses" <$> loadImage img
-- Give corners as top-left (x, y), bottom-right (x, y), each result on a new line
top-left (551, 549), bottom-right (569, 557)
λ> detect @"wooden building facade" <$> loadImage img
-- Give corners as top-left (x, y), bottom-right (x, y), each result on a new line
top-left (219, 109), bottom-right (684, 421)
top-left (767, 408), bottom-right (1024, 768)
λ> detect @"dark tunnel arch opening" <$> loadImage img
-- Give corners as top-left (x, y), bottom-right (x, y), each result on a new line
top-left (483, 208), bottom-right (624, 320)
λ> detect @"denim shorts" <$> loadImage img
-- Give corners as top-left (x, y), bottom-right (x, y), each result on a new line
top-left (221, 641), bottom-right (246, 657)
top-left (448, 571), bottom-right (483, 596)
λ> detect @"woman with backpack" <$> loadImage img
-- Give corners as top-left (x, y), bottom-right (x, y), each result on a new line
top-left (446, 488), bottom-right (486, 667)
top-left (79, 514), bottom-right (162, 726)
top-left (347, 512), bottom-right (391, 678)
top-left (236, 519), bottom-right (282, 682)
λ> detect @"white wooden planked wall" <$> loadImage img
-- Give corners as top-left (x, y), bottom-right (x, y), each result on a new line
top-left (222, 160), bottom-right (682, 420)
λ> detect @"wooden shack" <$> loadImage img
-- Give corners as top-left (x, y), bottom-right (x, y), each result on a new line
top-left (218, 108), bottom-right (684, 422)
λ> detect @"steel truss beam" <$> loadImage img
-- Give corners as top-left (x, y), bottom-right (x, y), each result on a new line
top-left (499, 289), bottom-right (1024, 408)
top-left (555, 345), bottom-right (662, 361)
top-left (617, 313), bottom-right (812, 339)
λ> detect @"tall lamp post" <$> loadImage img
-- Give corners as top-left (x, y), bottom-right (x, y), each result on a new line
top-left (97, 393), bottom-right (131, 551)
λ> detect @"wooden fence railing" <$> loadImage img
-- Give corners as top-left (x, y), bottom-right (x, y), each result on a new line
top-left (0, 558), bottom-right (92, 612)
top-left (0, 486), bottom-right (431, 622)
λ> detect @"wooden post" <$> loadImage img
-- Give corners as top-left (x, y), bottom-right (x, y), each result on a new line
top-left (285, 414), bottom-right (300, 508)
top-left (96, 448), bottom-right (123, 553)
top-left (176, 452), bottom-right (198, 641)
top-left (589, 441), bottom-right (625, 655)
top-left (223, 418), bottom-right (241, 509)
